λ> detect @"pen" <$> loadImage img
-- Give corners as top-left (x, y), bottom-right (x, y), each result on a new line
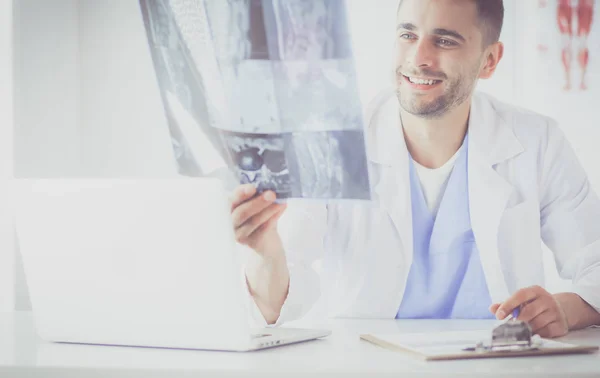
top-left (500, 307), bottom-right (520, 323)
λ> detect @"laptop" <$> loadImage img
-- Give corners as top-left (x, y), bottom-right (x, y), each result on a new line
top-left (12, 178), bottom-right (330, 351)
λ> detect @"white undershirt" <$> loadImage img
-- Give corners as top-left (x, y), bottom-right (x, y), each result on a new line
top-left (413, 149), bottom-right (461, 216)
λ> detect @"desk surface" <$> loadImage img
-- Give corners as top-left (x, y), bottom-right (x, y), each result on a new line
top-left (1, 312), bottom-right (599, 378)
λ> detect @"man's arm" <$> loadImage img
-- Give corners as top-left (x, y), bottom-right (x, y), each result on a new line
top-left (244, 235), bottom-right (290, 325)
top-left (231, 184), bottom-right (327, 326)
top-left (493, 120), bottom-right (600, 337)
top-left (230, 185), bottom-right (289, 324)
top-left (537, 121), bottom-right (600, 321)
top-left (496, 121), bottom-right (600, 336)
top-left (554, 292), bottom-right (600, 330)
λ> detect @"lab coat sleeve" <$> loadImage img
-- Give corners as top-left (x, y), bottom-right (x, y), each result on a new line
top-left (244, 202), bottom-right (328, 327)
top-left (539, 120), bottom-right (600, 312)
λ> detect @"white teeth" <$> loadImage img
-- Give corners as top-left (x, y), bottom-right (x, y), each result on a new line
top-left (408, 77), bottom-right (437, 85)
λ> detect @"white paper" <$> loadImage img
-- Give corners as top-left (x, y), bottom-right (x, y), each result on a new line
top-left (369, 331), bottom-right (580, 358)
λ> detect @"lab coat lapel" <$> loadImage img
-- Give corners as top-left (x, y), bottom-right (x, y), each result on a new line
top-left (468, 93), bottom-right (525, 303)
top-left (366, 93), bottom-right (414, 276)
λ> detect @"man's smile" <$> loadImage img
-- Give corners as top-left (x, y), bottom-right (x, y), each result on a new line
top-left (401, 74), bottom-right (443, 90)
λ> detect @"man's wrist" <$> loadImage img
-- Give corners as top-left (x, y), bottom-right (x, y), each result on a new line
top-left (553, 292), bottom-right (600, 330)
top-left (255, 233), bottom-right (286, 261)
top-left (553, 293), bottom-right (576, 330)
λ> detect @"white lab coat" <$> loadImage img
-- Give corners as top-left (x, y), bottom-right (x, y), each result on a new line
top-left (251, 90), bottom-right (600, 326)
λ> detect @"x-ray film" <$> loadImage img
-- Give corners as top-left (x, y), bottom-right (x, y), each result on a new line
top-left (139, 0), bottom-right (372, 200)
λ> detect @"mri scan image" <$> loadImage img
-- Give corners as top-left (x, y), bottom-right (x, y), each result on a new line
top-left (220, 131), bottom-right (294, 198)
top-left (140, 0), bottom-right (372, 200)
top-left (263, 0), bottom-right (353, 60)
top-left (140, 0), bottom-right (232, 176)
top-left (284, 130), bottom-right (370, 199)
top-left (264, 0), bottom-right (363, 132)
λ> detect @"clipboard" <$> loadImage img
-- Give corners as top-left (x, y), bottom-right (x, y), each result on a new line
top-left (360, 330), bottom-right (599, 361)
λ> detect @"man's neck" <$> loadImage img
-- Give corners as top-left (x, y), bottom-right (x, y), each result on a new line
top-left (400, 99), bottom-right (471, 169)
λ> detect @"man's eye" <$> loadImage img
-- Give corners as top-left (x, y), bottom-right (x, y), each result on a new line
top-left (437, 38), bottom-right (457, 47)
top-left (399, 33), bottom-right (416, 40)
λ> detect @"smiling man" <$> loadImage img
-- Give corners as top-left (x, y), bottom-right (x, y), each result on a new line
top-left (230, 0), bottom-right (600, 338)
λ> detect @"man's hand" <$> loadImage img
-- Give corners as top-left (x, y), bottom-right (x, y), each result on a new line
top-left (230, 184), bottom-right (287, 255)
top-left (230, 184), bottom-right (289, 324)
top-left (489, 285), bottom-right (569, 338)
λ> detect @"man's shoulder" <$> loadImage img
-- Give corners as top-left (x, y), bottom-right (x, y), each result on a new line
top-left (474, 91), bottom-right (561, 141)
top-left (475, 91), bottom-right (551, 125)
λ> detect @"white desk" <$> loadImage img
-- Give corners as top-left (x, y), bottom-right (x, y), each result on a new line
top-left (1, 312), bottom-right (599, 378)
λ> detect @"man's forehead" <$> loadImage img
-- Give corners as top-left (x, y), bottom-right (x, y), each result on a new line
top-left (397, 0), bottom-right (478, 24)
top-left (396, 0), bottom-right (480, 39)
top-left (397, 0), bottom-right (477, 14)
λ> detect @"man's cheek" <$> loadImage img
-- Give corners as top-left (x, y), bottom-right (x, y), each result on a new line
top-left (393, 66), bottom-right (405, 86)
top-left (394, 46), bottom-right (408, 69)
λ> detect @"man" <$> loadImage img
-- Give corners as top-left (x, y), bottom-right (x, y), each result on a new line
top-left (230, 0), bottom-right (600, 338)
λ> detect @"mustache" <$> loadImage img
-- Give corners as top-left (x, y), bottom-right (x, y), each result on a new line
top-left (396, 67), bottom-right (447, 80)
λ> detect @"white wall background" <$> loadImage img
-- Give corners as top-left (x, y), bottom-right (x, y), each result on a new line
top-left (0, 0), bottom-right (15, 312)
top-left (78, 0), bottom-right (176, 177)
top-left (13, 0), bottom-right (177, 179)
top-left (9, 0), bottom-right (598, 309)
top-left (14, 0), bottom-right (81, 179)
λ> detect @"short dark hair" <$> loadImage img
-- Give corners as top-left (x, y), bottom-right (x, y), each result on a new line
top-left (397, 0), bottom-right (504, 47)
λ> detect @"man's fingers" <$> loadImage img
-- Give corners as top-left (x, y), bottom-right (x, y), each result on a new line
top-left (231, 191), bottom-right (276, 229)
top-left (242, 205), bottom-right (287, 249)
top-left (261, 205), bottom-right (287, 231)
top-left (489, 303), bottom-right (501, 315)
top-left (517, 298), bottom-right (549, 323)
top-left (235, 203), bottom-right (286, 243)
top-left (496, 285), bottom-right (546, 319)
top-left (528, 309), bottom-right (557, 333)
top-left (536, 321), bottom-right (568, 338)
top-left (229, 184), bottom-right (257, 211)
top-left (495, 287), bottom-right (568, 338)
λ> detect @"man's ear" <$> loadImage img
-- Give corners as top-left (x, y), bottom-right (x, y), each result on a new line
top-left (479, 42), bottom-right (504, 79)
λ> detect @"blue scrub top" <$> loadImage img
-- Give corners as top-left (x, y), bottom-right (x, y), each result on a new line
top-left (396, 136), bottom-right (495, 319)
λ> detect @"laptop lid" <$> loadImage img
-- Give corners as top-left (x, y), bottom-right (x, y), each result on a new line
top-left (13, 178), bottom-right (253, 350)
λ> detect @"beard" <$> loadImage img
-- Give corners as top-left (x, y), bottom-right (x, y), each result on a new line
top-left (395, 64), bottom-right (479, 119)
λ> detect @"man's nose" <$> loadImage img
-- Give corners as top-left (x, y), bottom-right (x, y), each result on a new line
top-left (407, 40), bottom-right (435, 68)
